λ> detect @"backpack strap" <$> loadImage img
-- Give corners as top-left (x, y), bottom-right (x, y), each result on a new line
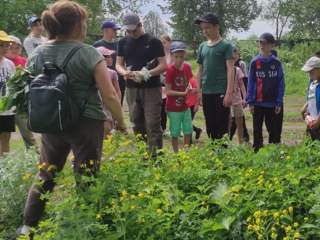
top-left (60, 44), bottom-right (85, 70)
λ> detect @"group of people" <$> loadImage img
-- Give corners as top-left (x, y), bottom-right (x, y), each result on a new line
top-left (0, 1), bottom-right (317, 238)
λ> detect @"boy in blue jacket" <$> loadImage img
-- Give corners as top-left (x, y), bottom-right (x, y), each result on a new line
top-left (247, 33), bottom-right (285, 152)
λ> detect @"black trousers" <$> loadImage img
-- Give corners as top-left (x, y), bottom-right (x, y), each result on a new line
top-left (119, 76), bottom-right (126, 106)
top-left (253, 106), bottom-right (280, 152)
top-left (202, 94), bottom-right (230, 140)
top-left (160, 97), bottom-right (167, 131)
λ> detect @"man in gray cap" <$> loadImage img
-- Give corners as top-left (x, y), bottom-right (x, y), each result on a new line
top-left (116, 13), bottom-right (167, 159)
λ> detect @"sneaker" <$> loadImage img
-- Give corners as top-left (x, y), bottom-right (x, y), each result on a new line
top-left (14, 225), bottom-right (33, 239)
top-left (195, 128), bottom-right (202, 140)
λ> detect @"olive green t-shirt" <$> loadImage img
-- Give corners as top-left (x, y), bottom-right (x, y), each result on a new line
top-left (27, 41), bottom-right (106, 120)
top-left (196, 39), bottom-right (233, 94)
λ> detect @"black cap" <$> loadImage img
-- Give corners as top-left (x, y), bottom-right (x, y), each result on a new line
top-left (258, 32), bottom-right (276, 44)
top-left (195, 13), bottom-right (219, 25)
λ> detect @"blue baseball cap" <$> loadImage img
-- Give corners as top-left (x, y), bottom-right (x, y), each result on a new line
top-left (232, 44), bottom-right (238, 52)
top-left (170, 41), bottom-right (186, 53)
top-left (101, 21), bottom-right (121, 30)
top-left (28, 17), bottom-right (41, 26)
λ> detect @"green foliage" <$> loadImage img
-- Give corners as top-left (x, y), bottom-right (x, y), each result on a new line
top-left (0, 146), bottom-right (39, 237)
top-left (3, 134), bottom-right (320, 239)
top-left (161, 0), bottom-right (261, 41)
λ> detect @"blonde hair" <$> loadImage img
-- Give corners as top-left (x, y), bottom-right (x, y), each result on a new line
top-left (159, 34), bottom-right (171, 42)
top-left (41, 1), bottom-right (88, 40)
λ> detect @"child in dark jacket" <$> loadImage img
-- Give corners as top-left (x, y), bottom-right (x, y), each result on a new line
top-left (247, 33), bottom-right (285, 152)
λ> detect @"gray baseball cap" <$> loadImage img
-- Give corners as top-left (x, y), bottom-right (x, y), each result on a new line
top-left (122, 13), bottom-right (140, 30)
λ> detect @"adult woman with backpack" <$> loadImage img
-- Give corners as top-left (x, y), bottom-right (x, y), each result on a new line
top-left (15, 1), bottom-right (126, 238)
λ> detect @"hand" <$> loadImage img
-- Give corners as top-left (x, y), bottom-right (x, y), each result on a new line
top-left (124, 70), bottom-right (135, 80)
top-left (275, 106), bottom-right (281, 114)
top-left (115, 122), bottom-right (128, 134)
top-left (194, 103), bottom-right (199, 113)
top-left (242, 100), bottom-right (247, 108)
top-left (134, 71), bottom-right (151, 82)
top-left (197, 92), bottom-right (203, 106)
top-left (311, 120), bottom-right (320, 130)
top-left (223, 92), bottom-right (232, 107)
top-left (249, 106), bottom-right (254, 114)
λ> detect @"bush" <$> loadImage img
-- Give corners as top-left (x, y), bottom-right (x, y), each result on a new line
top-left (3, 133), bottom-right (320, 239)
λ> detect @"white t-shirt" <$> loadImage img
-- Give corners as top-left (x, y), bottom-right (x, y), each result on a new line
top-left (0, 57), bottom-right (15, 115)
top-left (308, 81), bottom-right (319, 121)
top-left (23, 35), bottom-right (46, 56)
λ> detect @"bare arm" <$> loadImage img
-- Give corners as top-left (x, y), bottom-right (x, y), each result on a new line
top-left (95, 61), bottom-right (125, 129)
top-left (148, 56), bottom-right (167, 76)
top-left (224, 59), bottom-right (234, 107)
top-left (116, 55), bottom-right (135, 80)
top-left (239, 78), bottom-right (247, 108)
top-left (165, 83), bottom-right (189, 96)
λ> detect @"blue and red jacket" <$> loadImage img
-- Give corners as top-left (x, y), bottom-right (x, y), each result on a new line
top-left (247, 54), bottom-right (285, 107)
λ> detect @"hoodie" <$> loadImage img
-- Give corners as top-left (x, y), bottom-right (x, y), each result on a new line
top-left (247, 54), bottom-right (285, 107)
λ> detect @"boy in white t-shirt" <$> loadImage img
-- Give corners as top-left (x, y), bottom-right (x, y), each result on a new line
top-left (229, 66), bottom-right (247, 143)
top-left (301, 56), bottom-right (320, 140)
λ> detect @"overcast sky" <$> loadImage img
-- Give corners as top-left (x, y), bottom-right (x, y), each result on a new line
top-left (143, 1), bottom-right (276, 40)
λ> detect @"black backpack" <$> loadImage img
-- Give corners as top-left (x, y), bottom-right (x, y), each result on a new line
top-left (27, 45), bottom-right (88, 133)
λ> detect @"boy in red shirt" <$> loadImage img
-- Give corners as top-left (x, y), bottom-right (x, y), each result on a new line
top-left (165, 42), bottom-right (195, 153)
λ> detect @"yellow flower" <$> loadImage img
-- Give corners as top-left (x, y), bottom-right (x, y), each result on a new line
top-left (282, 209), bottom-right (288, 215)
top-left (47, 164), bottom-right (55, 171)
top-left (138, 192), bottom-right (144, 198)
top-left (256, 218), bottom-right (261, 224)
top-left (130, 194), bottom-right (136, 199)
top-left (246, 217), bottom-right (252, 223)
top-left (260, 171), bottom-right (265, 175)
top-left (286, 155), bottom-right (291, 160)
top-left (254, 211), bottom-right (261, 218)
top-left (115, 159), bottom-right (120, 164)
top-left (247, 224), bottom-right (253, 230)
top-left (124, 140), bottom-right (132, 146)
top-left (294, 232), bottom-right (300, 239)
top-left (154, 173), bottom-right (161, 180)
top-left (283, 237), bottom-right (289, 240)
top-left (130, 205), bottom-right (136, 210)
top-left (89, 160), bottom-right (94, 165)
top-left (248, 168), bottom-right (253, 173)
top-left (121, 190), bottom-right (127, 198)
top-left (288, 206), bottom-right (293, 214)
top-left (38, 162), bottom-right (46, 170)
top-left (96, 213), bottom-right (101, 219)
top-left (273, 212), bottom-right (279, 219)
top-left (285, 225), bottom-right (292, 233)
top-left (200, 201), bottom-right (206, 205)
top-left (263, 210), bottom-right (268, 216)
top-left (271, 232), bottom-right (278, 239)
top-left (22, 173), bottom-right (32, 180)
top-left (156, 208), bottom-right (163, 214)
top-left (136, 133), bottom-right (142, 139)
top-left (304, 217), bottom-right (309, 221)
top-left (293, 222), bottom-right (299, 228)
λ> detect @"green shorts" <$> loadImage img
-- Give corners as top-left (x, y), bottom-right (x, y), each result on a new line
top-left (167, 109), bottom-right (192, 137)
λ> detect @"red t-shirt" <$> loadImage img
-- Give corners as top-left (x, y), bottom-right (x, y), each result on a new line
top-left (165, 63), bottom-right (193, 112)
top-left (8, 56), bottom-right (27, 68)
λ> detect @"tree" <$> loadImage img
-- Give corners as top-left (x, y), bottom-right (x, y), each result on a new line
top-left (160, 0), bottom-right (261, 41)
top-left (143, 11), bottom-right (168, 37)
top-left (289, 0), bottom-right (320, 39)
top-left (261, 0), bottom-right (298, 45)
top-left (0, 0), bottom-right (153, 40)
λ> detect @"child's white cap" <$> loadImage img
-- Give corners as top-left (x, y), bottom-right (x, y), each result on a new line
top-left (301, 56), bottom-right (320, 72)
